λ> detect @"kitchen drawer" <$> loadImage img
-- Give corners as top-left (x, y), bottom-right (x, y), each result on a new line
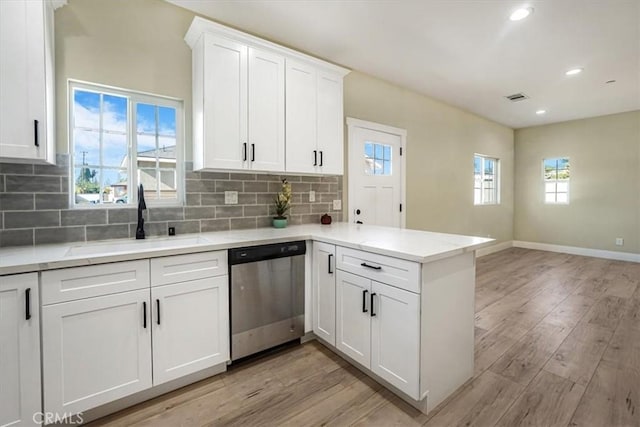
top-left (335, 246), bottom-right (420, 293)
top-left (41, 260), bottom-right (150, 305)
top-left (151, 251), bottom-right (228, 286)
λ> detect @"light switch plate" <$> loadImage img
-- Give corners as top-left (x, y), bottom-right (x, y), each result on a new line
top-left (225, 191), bottom-right (238, 204)
top-left (309, 191), bottom-right (316, 202)
top-left (615, 237), bottom-right (624, 246)
top-left (333, 199), bottom-right (342, 210)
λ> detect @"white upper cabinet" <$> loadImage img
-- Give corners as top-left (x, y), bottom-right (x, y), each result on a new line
top-left (186, 17), bottom-right (349, 175)
top-left (0, 0), bottom-right (56, 164)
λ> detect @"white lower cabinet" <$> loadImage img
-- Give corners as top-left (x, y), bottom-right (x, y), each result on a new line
top-left (42, 289), bottom-right (152, 416)
top-left (335, 269), bottom-right (420, 399)
top-left (151, 276), bottom-right (229, 385)
top-left (0, 273), bottom-right (41, 427)
top-left (312, 242), bottom-right (336, 345)
top-left (41, 252), bottom-right (230, 419)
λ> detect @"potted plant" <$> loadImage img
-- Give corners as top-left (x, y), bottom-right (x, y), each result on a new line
top-left (273, 179), bottom-right (292, 228)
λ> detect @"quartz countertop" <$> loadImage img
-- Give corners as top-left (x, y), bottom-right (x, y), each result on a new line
top-left (0, 223), bottom-right (494, 275)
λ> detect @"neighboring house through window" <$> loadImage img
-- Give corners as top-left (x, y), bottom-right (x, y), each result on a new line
top-left (69, 81), bottom-right (183, 207)
top-left (474, 154), bottom-right (499, 205)
top-left (544, 157), bottom-right (570, 204)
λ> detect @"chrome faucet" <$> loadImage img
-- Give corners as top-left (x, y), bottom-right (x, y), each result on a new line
top-left (135, 184), bottom-right (146, 239)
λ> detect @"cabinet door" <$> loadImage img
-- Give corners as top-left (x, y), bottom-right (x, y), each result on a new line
top-left (151, 276), bottom-right (229, 385)
top-left (370, 281), bottom-right (420, 399)
top-left (42, 289), bottom-right (152, 416)
top-left (336, 270), bottom-right (371, 368)
top-left (0, 0), bottom-right (49, 163)
top-left (285, 59), bottom-right (317, 174)
top-left (202, 34), bottom-right (247, 170)
top-left (316, 71), bottom-right (344, 175)
top-left (248, 47), bottom-right (285, 172)
top-left (0, 273), bottom-right (41, 427)
top-left (313, 242), bottom-right (336, 346)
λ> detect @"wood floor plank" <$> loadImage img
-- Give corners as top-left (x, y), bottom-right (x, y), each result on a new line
top-left (602, 324), bottom-right (640, 369)
top-left (543, 323), bottom-right (613, 386)
top-left (489, 320), bottom-right (572, 385)
top-left (496, 370), bottom-right (585, 427)
top-left (424, 370), bottom-right (524, 427)
top-left (583, 295), bottom-right (627, 331)
top-left (569, 359), bottom-right (640, 427)
top-left (543, 293), bottom-right (597, 329)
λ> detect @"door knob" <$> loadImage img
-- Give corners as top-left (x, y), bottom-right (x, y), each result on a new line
top-left (356, 209), bottom-right (361, 215)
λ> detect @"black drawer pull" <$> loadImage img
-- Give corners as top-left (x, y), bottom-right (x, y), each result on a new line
top-left (313, 150), bottom-right (318, 166)
top-left (319, 150), bottom-right (323, 166)
top-left (370, 292), bottom-right (377, 316)
top-left (34, 120), bottom-right (39, 147)
top-left (25, 288), bottom-right (32, 320)
top-left (362, 289), bottom-right (368, 313)
top-left (328, 253), bottom-right (333, 274)
top-left (243, 143), bottom-right (247, 161)
top-left (143, 301), bottom-right (147, 328)
top-left (251, 144), bottom-right (255, 162)
top-left (156, 299), bottom-right (161, 325)
top-left (361, 262), bottom-right (382, 270)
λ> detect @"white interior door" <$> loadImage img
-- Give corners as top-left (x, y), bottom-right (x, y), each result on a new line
top-left (348, 119), bottom-right (405, 227)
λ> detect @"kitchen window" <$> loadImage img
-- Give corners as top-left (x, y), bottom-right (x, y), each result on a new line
top-left (69, 81), bottom-right (183, 207)
top-left (544, 157), bottom-right (570, 204)
top-left (474, 154), bottom-right (499, 205)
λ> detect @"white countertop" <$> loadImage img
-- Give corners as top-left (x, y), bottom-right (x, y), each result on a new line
top-left (0, 223), bottom-right (494, 275)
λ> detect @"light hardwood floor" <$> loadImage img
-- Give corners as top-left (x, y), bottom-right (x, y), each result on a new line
top-left (90, 248), bottom-right (640, 427)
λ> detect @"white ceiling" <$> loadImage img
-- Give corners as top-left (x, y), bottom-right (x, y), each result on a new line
top-left (167, 0), bottom-right (640, 129)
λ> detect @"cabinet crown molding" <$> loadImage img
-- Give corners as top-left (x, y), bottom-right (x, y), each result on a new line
top-left (185, 16), bottom-right (350, 77)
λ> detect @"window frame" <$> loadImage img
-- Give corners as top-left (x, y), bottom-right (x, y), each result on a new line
top-left (473, 154), bottom-right (500, 206)
top-left (542, 157), bottom-right (570, 205)
top-left (68, 80), bottom-right (184, 209)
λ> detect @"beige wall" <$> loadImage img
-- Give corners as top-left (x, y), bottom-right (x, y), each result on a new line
top-left (514, 111), bottom-right (640, 253)
top-left (344, 72), bottom-right (514, 241)
top-left (55, 0), bottom-right (195, 157)
top-left (55, 0), bottom-right (515, 241)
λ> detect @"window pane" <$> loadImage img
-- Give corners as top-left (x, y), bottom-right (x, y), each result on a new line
top-left (74, 166), bottom-right (100, 205)
top-left (102, 132), bottom-right (128, 167)
top-left (545, 182), bottom-right (556, 193)
top-left (159, 170), bottom-right (177, 199)
top-left (139, 168), bottom-right (157, 193)
top-left (474, 157), bottom-right (481, 174)
top-left (484, 159), bottom-right (494, 174)
top-left (364, 142), bottom-right (374, 159)
top-left (102, 94), bottom-right (127, 133)
top-left (557, 193), bottom-right (568, 203)
top-left (544, 158), bottom-right (558, 171)
top-left (158, 106), bottom-right (176, 136)
top-left (374, 144), bottom-right (383, 159)
top-left (73, 129), bottom-right (100, 166)
top-left (557, 182), bottom-right (569, 192)
top-left (158, 137), bottom-right (177, 159)
top-left (137, 133), bottom-right (157, 157)
top-left (383, 160), bottom-right (391, 175)
top-left (474, 189), bottom-right (481, 204)
top-left (545, 193), bottom-right (556, 203)
top-left (101, 169), bottom-right (127, 204)
top-left (383, 145), bottom-right (391, 161)
top-left (137, 103), bottom-right (156, 134)
top-left (73, 90), bottom-right (100, 129)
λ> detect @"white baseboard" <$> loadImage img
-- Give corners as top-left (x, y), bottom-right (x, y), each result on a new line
top-left (513, 240), bottom-right (640, 263)
top-left (476, 241), bottom-right (513, 257)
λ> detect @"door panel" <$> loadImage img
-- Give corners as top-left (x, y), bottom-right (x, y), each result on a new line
top-left (349, 126), bottom-right (403, 227)
top-left (152, 276), bottom-right (229, 385)
top-left (42, 289), bottom-right (152, 415)
top-left (248, 47), bottom-right (285, 172)
top-left (0, 273), bottom-right (40, 427)
top-left (203, 34), bottom-right (247, 170)
top-left (336, 270), bottom-right (371, 368)
top-left (285, 59), bottom-right (317, 174)
top-left (313, 242), bottom-right (336, 346)
top-left (371, 281), bottom-right (420, 399)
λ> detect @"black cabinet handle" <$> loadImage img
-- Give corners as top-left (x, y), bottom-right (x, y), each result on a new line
top-left (143, 301), bottom-right (147, 328)
top-left (362, 289), bottom-right (368, 313)
top-left (371, 292), bottom-right (377, 317)
top-left (319, 151), bottom-right (323, 166)
top-left (251, 144), bottom-right (255, 162)
top-left (25, 288), bottom-right (32, 320)
top-left (361, 262), bottom-right (382, 270)
top-left (328, 254), bottom-right (333, 274)
top-left (34, 120), bottom-right (39, 147)
top-left (156, 299), bottom-right (161, 325)
top-left (313, 150), bottom-right (317, 166)
top-left (243, 143), bottom-right (247, 161)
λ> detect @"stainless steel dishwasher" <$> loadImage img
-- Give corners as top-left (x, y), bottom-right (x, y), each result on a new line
top-left (228, 241), bottom-right (306, 361)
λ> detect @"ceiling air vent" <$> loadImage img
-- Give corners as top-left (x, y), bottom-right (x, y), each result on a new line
top-left (505, 93), bottom-right (529, 102)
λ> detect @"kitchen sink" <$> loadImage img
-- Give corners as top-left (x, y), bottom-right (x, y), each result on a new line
top-left (65, 236), bottom-right (211, 257)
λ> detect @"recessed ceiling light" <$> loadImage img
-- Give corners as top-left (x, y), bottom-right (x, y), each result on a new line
top-left (565, 68), bottom-right (583, 76)
top-left (510, 7), bottom-right (533, 21)
top-left (536, 110), bottom-right (546, 115)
